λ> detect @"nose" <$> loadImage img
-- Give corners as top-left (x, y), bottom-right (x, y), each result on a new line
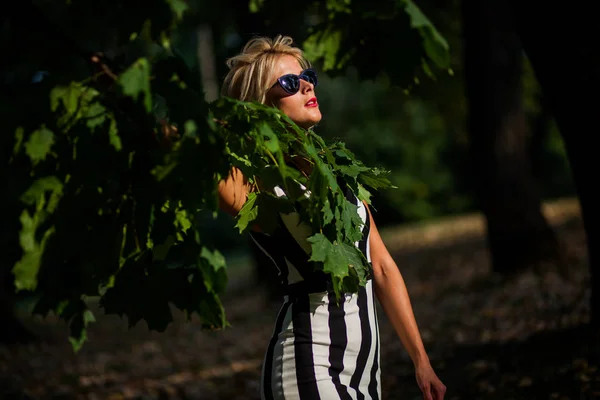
top-left (300, 79), bottom-right (314, 94)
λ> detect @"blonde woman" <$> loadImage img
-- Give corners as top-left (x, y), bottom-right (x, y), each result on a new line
top-left (218, 35), bottom-right (446, 400)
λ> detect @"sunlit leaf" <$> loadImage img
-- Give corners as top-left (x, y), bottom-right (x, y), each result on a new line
top-left (118, 58), bottom-right (153, 112)
top-left (25, 127), bottom-right (54, 164)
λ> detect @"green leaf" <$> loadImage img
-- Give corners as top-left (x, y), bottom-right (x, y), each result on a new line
top-left (118, 58), bottom-right (153, 112)
top-left (175, 208), bottom-right (192, 233)
top-left (13, 127), bottom-right (24, 155)
top-left (248, 0), bottom-right (265, 13)
top-left (308, 233), bottom-right (365, 297)
top-left (321, 199), bottom-right (335, 226)
top-left (337, 164), bottom-right (369, 178)
top-left (84, 102), bottom-right (107, 132)
top-left (107, 115), bottom-right (122, 151)
top-left (235, 192), bottom-right (258, 233)
top-left (68, 308), bottom-right (96, 353)
top-left (357, 183), bottom-right (372, 204)
top-left (358, 167), bottom-right (395, 190)
top-left (25, 127), bottom-right (54, 164)
top-left (200, 247), bottom-right (226, 271)
top-left (259, 123), bottom-right (280, 154)
top-left (326, 0), bottom-right (352, 13)
top-left (13, 176), bottom-right (64, 291)
top-left (338, 194), bottom-right (363, 242)
top-left (200, 247), bottom-right (228, 293)
top-left (402, 0), bottom-right (450, 68)
top-left (50, 84), bottom-right (83, 114)
top-left (166, 0), bottom-right (189, 19)
top-left (12, 212), bottom-right (55, 291)
top-left (303, 27), bottom-right (345, 71)
top-left (20, 176), bottom-right (64, 212)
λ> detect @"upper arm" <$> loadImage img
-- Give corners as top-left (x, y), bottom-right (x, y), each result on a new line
top-left (364, 202), bottom-right (394, 274)
top-left (218, 167), bottom-right (250, 217)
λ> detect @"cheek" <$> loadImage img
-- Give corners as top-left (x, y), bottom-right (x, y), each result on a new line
top-left (277, 96), bottom-right (303, 116)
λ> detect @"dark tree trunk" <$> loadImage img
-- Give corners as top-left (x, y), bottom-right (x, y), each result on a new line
top-left (462, 0), bottom-right (563, 275)
top-left (529, 93), bottom-right (552, 182)
top-left (510, 0), bottom-right (600, 329)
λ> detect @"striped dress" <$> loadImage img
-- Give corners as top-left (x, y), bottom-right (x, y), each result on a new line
top-left (250, 184), bottom-right (381, 400)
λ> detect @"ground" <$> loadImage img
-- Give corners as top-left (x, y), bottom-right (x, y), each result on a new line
top-left (0, 203), bottom-right (598, 399)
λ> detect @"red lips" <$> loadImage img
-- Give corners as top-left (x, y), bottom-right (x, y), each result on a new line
top-left (305, 97), bottom-right (318, 107)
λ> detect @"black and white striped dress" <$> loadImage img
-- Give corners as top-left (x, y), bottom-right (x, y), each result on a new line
top-left (250, 184), bottom-right (381, 400)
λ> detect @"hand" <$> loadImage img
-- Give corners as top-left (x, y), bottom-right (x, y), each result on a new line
top-left (415, 362), bottom-right (446, 400)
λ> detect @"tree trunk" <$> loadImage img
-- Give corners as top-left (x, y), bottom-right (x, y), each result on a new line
top-left (510, 0), bottom-right (600, 329)
top-left (196, 24), bottom-right (219, 102)
top-left (462, 0), bottom-right (563, 275)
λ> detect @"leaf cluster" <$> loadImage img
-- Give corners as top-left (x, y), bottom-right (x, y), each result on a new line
top-left (211, 98), bottom-right (394, 298)
top-left (1, 0), bottom-right (446, 350)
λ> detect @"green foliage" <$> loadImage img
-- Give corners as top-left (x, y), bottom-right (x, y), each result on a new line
top-left (3, 0), bottom-right (231, 351)
top-left (211, 99), bottom-right (393, 298)
top-left (301, 0), bottom-right (450, 88)
top-left (2, 0), bottom-right (443, 350)
top-left (1, 0), bottom-right (400, 350)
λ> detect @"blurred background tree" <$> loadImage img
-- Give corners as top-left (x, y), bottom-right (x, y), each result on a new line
top-left (178, 0), bottom-right (581, 301)
top-left (3, 0), bottom-right (597, 348)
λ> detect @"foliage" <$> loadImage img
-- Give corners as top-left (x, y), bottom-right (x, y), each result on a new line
top-left (211, 99), bottom-right (393, 297)
top-left (303, 0), bottom-right (451, 88)
top-left (2, 0), bottom-right (444, 350)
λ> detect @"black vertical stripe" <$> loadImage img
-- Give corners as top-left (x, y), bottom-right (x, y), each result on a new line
top-left (328, 292), bottom-right (353, 400)
top-left (263, 300), bottom-right (292, 400)
top-left (251, 232), bottom-right (289, 286)
top-left (292, 294), bottom-right (321, 400)
top-left (349, 286), bottom-right (371, 399)
top-left (274, 216), bottom-right (320, 281)
top-left (368, 292), bottom-right (380, 399)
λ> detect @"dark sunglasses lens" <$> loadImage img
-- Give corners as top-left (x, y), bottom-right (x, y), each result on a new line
top-left (301, 69), bottom-right (318, 86)
top-left (279, 75), bottom-right (300, 94)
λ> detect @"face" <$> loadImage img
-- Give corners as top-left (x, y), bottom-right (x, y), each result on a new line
top-left (265, 55), bottom-right (322, 129)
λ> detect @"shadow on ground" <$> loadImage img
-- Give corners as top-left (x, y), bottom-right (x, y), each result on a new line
top-left (0, 216), bottom-right (597, 399)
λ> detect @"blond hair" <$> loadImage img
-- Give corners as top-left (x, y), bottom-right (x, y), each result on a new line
top-left (221, 35), bottom-right (311, 104)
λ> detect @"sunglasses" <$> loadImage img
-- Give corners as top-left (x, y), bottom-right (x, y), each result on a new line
top-left (272, 68), bottom-right (318, 95)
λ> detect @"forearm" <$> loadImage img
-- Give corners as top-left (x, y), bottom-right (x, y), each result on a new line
top-left (373, 260), bottom-right (429, 367)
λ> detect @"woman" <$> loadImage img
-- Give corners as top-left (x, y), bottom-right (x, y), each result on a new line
top-left (218, 35), bottom-right (446, 400)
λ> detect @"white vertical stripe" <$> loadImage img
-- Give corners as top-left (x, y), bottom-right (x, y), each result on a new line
top-left (355, 201), bottom-right (367, 247)
top-left (365, 231), bottom-right (372, 263)
top-left (309, 292), bottom-right (340, 398)
top-left (279, 304), bottom-right (300, 400)
top-left (357, 201), bottom-right (368, 229)
top-left (341, 293), bottom-right (360, 400)
top-left (373, 292), bottom-right (382, 395)
top-left (359, 280), bottom-right (377, 395)
top-left (263, 298), bottom-right (292, 400)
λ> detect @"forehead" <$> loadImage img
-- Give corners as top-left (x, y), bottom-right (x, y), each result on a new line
top-left (271, 54), bottom-right (303, 80)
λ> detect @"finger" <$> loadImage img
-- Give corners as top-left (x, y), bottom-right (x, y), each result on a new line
top-left (422, 383), bottom-right (433, 400)
top-left (434, 383), bottom-right (447, 400)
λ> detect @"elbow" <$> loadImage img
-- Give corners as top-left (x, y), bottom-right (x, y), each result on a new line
top-left (371, 255), bottom-right (395, 284)
top-left (373, 256), bottom-right (403, 293)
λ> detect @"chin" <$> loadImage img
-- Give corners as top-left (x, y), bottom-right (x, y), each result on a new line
top-left (299, 119), bottom-right (321, 130)
top-left (302, 113), bottom-right (322, 130)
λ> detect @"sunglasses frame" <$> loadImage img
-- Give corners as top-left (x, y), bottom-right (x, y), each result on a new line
top-left (272, 68), bottom-right (318, 95)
